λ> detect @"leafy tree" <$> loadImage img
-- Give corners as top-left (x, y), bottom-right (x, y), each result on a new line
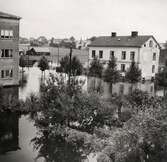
top-left (59, 55), bottom-right (83, 76)
top-left (88, 57), bottom-right (103, 93)
top-left (88, 57), bottom-right (103, 78)
top-left (125, 60), bottom-right (141, 91)
top-left (103, 56), bottom-right (120, 93)
top-left (71, 56), bottom-right (83, 76)
top-left (38, 56), bottom-right (49, 79)
top-left (19, 55), bottom-right (26, 82)
top-left (69, 36), bottom-right (75, 42)
top-left (155, 60), bottom-right (167, 96)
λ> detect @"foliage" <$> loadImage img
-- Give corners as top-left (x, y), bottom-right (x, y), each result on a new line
top-left (125, 60), bottom-right (141, 83)
top-left (18, 74), bottom-right (167, 162)
top-left (38, 56), bottom-right (49, 73)
top-left (88, 57), bottom-right (103, 78)
top-left (59, 55), bottom-right (83, 76)
top-left (155, 60), bottom-right (167, 92)
top-left (103, 56), bottom-right (120, 83)
top-left (19, 55), bottom-right (26, 69)
top-left (28, 74), bottom-right (116, 161)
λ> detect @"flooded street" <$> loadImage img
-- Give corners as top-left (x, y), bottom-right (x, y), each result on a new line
top-left (0, 67), bottom-right (164, 162)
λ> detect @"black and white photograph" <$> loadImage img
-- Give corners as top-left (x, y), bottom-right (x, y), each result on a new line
top-left (0, 0), bottom-right (167, 162)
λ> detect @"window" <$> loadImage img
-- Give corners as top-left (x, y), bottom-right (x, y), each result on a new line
top-left (6, 70), bottom-right (10, 77)
top-left (1, 69), bottom-right (13, 78)
top-left (130, 51), bottom-right (135, 60)
top-left (92, 50), bottom-right (95, 58)
top-left (152, 65), bottom-right (155, 73)
top-left (0, 29), bottom-right (13, 39)
top-left (149, 40), bottom-right (153, 47)
top-left (1, 49), bottom-right (13, 58)
top-left (121, 64), bottom-right (126, 72)
top-left (119, 84), bottom-right (124, 95)
top-left (10, 70), bottom-right (13, 77)
top-left (121, 51), bottom-right (126, 60)
top-left (1, 70), bottom-right (4, 78)
top-left (153, 53), bottom-right (156, 61)
top-left (99, 50), bottom-right (103, 58)
top-left (110, 51), bottom-right (114, 58)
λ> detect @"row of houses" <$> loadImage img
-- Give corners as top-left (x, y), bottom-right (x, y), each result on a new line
top-left (0, 11), bottom-right (166, 87)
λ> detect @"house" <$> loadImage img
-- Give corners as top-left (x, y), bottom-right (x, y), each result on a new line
top-left (0, 11), bottom-right (21, 86)
top-left (88, 31), bottom-right (160, 80)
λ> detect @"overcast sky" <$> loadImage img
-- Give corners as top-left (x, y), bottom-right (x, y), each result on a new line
top-left (0, 0), bottom-right (167, 42)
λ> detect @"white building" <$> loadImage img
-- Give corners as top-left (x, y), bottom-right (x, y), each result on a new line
top-left (88, 31), bottom-right (160, 80)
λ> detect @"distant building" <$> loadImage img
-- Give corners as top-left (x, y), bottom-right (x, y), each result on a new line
top-left (0, 12), bottom-right (21, 86)
top-left (88, 31), bottom-right (160, 80)
top-left (19, 46), bottom-right (88, 66)
top-left (76, 38), bottom-right (92, 50)
top-left (27, 47), bottom-right (50, 56)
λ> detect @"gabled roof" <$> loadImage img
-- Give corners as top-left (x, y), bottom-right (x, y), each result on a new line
top-left (0, 11), bottom-right (21, 20)
top-left (88, 35), bottom-right (159, 48)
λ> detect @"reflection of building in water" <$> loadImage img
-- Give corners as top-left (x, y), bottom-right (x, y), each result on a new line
top-left (111, 82), bottom-right (155, 96)
top-left (87, 77), bottom-right (155, 99)
top-left (0, 112), bottom-right (19, 154)
top-left (0, 86), bottom-right (19, 103)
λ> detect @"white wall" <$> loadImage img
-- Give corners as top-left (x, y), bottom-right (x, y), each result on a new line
top-left (89, 46), bottom-right (140, 72)
top-left (140, 37), bottom-right (160, 79)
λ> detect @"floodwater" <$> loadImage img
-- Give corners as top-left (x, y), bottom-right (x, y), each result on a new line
top-left (0, 67), bottom-right (164, 162)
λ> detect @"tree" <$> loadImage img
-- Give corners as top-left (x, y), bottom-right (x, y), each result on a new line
top-left (59, 55), bottom-right (83, 76)
top-left (19, 55), bottom-right (26, 82)
top-left (103, 56), bottom-right (120, 93)
top-left (125, 60), bottom-right (141, 90)
top-left (88, 57), bottom-right (103, 93)
top-left (155, 60), bottom-right (167, 96)
top-left (88, 57), bottom-right (103, 78)
top-left (38, 56), bottom-right (49, 79)
top-left (19, 55), bottom-right (26, 72)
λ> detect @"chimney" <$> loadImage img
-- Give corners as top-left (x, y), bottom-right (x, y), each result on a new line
top-left (131, 31), bottom-right (138, 37)
top-left (111, 32), bottom-right (117, 37)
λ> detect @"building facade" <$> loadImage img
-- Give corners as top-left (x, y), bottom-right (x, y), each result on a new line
top-left (88, 32), bottom-right (160, 80)
top-left (0, 12), bottom-right (20, 86)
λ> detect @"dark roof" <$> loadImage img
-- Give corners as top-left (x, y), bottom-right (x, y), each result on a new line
top-left (0, 11), bottom-right (21, 20)
top-left (88, 35), bottom-right (157, 48)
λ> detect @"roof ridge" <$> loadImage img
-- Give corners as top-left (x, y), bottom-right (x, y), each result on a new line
top-left (0, 11), bottom-right (21, 20)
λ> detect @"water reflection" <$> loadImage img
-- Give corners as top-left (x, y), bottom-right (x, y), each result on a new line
top-left (0, 86), bottom-right (19, 103)
top-left (87, 77), bottom-right (156, 99)
top-left (0, 112), bottom-right (19, 154)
